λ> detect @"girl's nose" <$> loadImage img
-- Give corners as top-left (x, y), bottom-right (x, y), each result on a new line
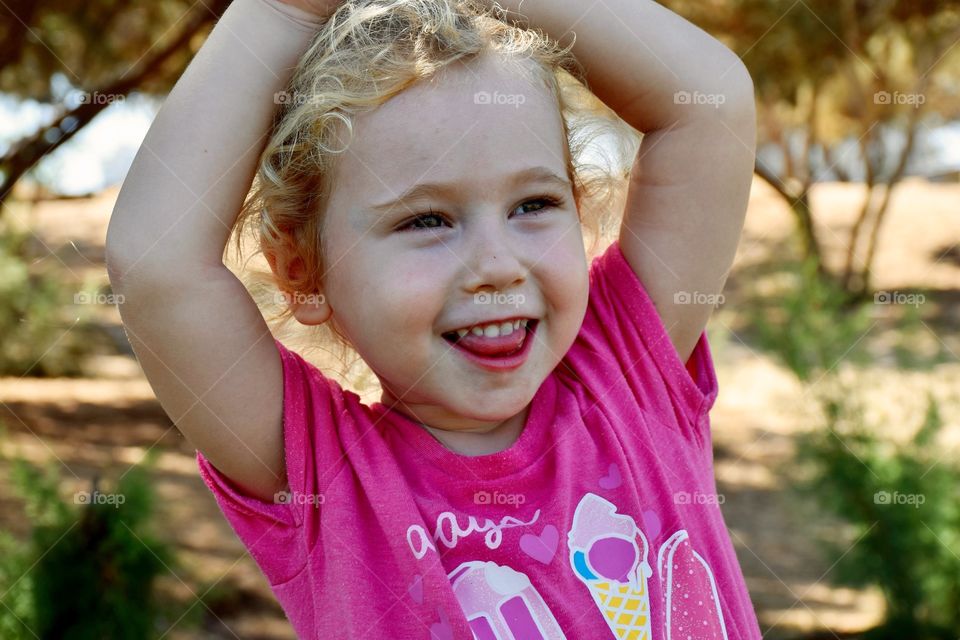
top-left (462, 218), bottom-right (527, 293)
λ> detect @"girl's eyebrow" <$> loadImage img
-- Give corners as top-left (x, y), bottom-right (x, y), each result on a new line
top-left (368, 166), bottom-right (571, 213)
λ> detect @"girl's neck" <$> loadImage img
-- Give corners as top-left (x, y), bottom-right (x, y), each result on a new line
top-left (420, 404), bottom-right (530, 456)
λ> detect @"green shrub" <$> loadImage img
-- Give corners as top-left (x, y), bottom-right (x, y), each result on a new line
top-left (747, 255), bottom-right (877, 381)
top-left (796, 383), bottom-right (960, 638)
top-left (0, 530), bottom-right (35, 639)
top-left (0, 220), bottom-right (112, 377)
top-left (2, 451), bottom-right (179, 639)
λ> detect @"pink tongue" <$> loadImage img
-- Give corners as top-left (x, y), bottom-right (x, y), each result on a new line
top-left (455, 326), bottom-right (526, 356)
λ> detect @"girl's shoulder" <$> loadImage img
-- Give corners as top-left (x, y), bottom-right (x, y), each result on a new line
top-left (561, 239), bottom-right (719, 444)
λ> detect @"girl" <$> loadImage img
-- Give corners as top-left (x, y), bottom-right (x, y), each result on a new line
top-left (106, 0), bottom-right (758, 637)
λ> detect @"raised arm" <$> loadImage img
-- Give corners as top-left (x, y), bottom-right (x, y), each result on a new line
top-left (105, 0), bottom-right (328, 502)
top-left (491, 0), bottom-right (757, 365)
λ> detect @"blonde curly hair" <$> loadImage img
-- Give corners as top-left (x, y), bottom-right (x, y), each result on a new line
top-left (228, 0), bottom-right (638, 387)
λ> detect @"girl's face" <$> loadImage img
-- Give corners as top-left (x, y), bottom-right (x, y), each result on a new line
top-left (316, 54), bottom-right (589, 443)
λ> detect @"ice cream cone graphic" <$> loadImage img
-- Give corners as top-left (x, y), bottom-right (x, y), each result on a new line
top-left (567, 493), bottom-right (653, 640)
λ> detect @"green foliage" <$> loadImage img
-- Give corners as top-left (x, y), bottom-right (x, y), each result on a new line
top-left (0, 531), bottom-right (35, 640)
top-left (0, 0), bottom-right (211, 99)
top-left (0, 450), bottom-right (179, 639)
top-left (796, 384), bottom-right (960, 638)
top-left (0, 221), bottom-right (114, 376)
top-left (747, 255), bottom-right (876, 381)
top-left (666, 0), bottom-right (960, 116)
top-left (887, 299), bottom-right (954, 369)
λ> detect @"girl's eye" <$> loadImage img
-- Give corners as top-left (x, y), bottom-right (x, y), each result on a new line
top-left (397, 209), bottom-right (449, 232)
top-left (396, 196), bottom-right (564, 233)
top-left (514, 196), bottom-right (563, 217)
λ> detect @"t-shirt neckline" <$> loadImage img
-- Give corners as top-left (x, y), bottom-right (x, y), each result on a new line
top-left (371, 373), bottom-right (557, 480)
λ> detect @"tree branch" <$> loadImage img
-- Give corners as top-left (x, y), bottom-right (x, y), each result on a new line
top-left (0, 0), bottom-right (231, 205)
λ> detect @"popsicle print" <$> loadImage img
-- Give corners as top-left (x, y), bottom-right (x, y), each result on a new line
top-left (657, 530), bottom-right (728, 640)
top-left (448, 560), bottom-right (567, 640)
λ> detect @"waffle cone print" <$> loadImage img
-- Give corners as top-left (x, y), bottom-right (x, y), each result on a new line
top-left (567, 493), bottom-right (653, 640)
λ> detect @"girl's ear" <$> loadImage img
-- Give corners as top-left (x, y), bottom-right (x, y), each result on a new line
top-left (264, 248), bottom-right (332, 326)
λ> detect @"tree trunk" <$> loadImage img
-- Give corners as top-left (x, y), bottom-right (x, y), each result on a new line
top-left (857, 115), bottom-right (921, 296)
top-left (0, 0), bottom-right (39, 73)
top-left (754, 160), bottom-right (828, 282)
top-left (841, 122), bottom-right (880, 292)
top-left (824, 144), bottom-right (852, 182)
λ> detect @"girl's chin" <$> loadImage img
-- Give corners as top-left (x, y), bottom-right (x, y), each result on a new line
top-left (443, 389), bottom-right (535, 420)
top-left (379, 391), bottom-right (524, 423)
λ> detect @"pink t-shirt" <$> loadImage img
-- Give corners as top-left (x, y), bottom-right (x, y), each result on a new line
top-left (197, 239), bottom-right (762, 639)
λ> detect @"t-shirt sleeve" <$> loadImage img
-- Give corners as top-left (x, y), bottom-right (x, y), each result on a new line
top-left (563, 239), bottom-right (719, 445)
top-left (195, 338), bottom-right (347, 584)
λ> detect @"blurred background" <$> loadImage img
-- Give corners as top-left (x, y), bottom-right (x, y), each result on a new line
top-left (1, 0), bottom-right (959, 638)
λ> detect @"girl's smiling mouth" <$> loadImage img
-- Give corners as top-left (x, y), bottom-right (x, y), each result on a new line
top-left (442, 318), bottom-right (539, 370)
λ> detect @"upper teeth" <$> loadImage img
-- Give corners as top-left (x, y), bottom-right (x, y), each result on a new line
top-left (456, 318), bottom-right (529, 339)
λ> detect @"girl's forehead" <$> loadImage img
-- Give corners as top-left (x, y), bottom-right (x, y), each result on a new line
top-left (356, 55), bottom-right (554, 137)
top-left (337, 61), bottom-right (566, 195)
